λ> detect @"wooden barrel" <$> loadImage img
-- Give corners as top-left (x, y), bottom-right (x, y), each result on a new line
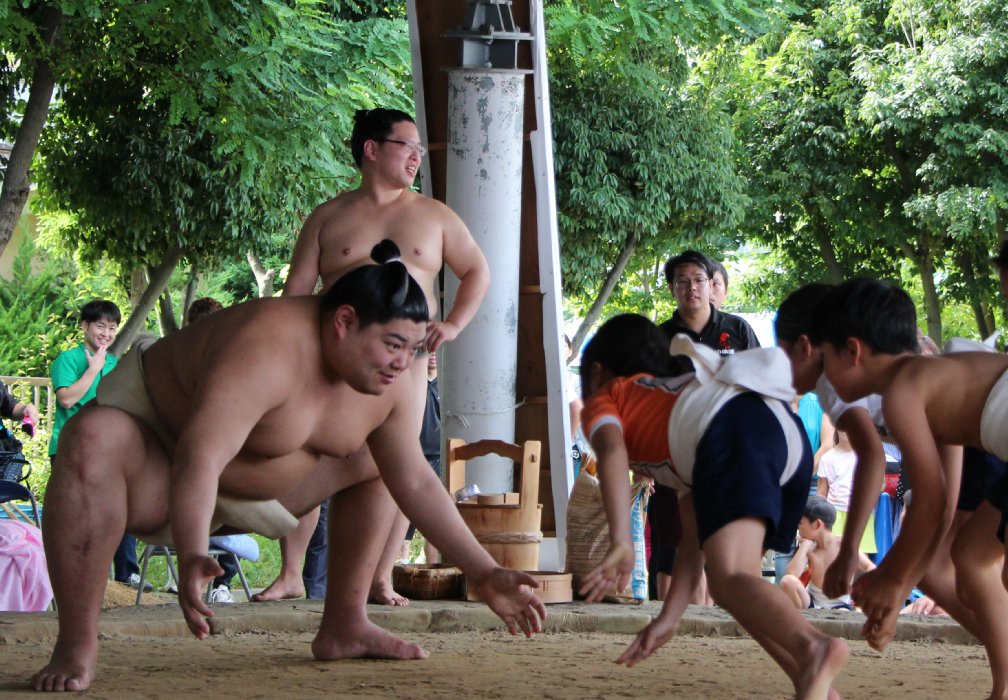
top-left (457, 502), bottom-right (542, 570)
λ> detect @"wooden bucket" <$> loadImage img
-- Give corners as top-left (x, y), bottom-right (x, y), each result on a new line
top-left (392, 564), bottom-right (464, 600)
top-left (447, 438), bottom-right (542, 571)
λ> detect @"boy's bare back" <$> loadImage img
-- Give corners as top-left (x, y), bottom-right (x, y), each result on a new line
top-left (884, 352), bottom-right (1008, 449)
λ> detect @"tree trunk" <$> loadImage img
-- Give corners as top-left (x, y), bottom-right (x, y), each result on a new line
top-left (813, 222), bottom-right (844, 284)
top-left (129, 267), bottom-right (147, 310)
top-left (954, 248), bottom-right (992, 339)
top-left (157, 288), bottom-right (179, 336)
top-left (917, 244), bottom-right (943, 344)
top-left (569, 234), bottom-right (638, 357)
top-left (0, 7), bottom-right (62, 256)
top-left (110, 247), bottom-right (184, 355)
top-left (247, 250), bottom-right (275, 298)
top-left (182, 272), bottom-right (198, 325)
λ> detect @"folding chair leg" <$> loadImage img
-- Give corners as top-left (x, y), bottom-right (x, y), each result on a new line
top-left (234, 558), bottom-right (252, 601)
top-left (136, 545), bottom-right (154, 606)
top-left (164, 549), bottom-right (179, 591)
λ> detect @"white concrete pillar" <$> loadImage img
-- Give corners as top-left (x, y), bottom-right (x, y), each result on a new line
top-left (442, 68), bottom-right (527, 494)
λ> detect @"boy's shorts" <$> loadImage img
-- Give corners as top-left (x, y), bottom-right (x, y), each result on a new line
top-left (691, 392), bottom-right (813, 552)
top-left (989, 474), bottom-right (1008, 542)
top-left (960, 447), bottom-right (1007, 512)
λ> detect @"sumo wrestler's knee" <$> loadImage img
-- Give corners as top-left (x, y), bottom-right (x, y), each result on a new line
top-left (53, 407), bottom-right (139, 486)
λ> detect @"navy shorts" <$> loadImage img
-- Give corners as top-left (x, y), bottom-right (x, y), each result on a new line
top-left (691, 393), bottom-right (813, 552)
top-left (988, 474), bottom-right (1008, 542)
top-left (959, 447), bottom-right (1007, 512)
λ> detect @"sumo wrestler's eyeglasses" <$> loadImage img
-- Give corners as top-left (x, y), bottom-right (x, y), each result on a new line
top-left (379, 139), bottom-right (428, 157)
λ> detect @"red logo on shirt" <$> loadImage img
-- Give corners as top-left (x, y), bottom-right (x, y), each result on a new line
top-left (719, 332), bottom-right (731, 350)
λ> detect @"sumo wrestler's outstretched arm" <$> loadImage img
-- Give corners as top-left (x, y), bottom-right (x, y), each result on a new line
top-left (169, 347), bottom-right (288, 639)
top-left (367, 384), bottom-right (546, 637)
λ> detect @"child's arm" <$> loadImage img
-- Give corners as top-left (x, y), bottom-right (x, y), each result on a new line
top-left (785, 538), bottom-right (814, 578)
top-left (814, 414), bottom-right (836, 469)
top-left (857, 550), bottom-right (876, 573)
top-left (852, 394), bottom-right (955, 650)
top-left (822, 406), bottom-right (885, 598)
top-left (578, 423), bottom-right (635, 603)
top-left (816, 477), bottom-right (828, 498)
top-left (617, 493), bottom-right (704, 667)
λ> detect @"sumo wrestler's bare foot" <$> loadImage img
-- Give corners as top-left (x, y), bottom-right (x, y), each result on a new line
top-left (312, 618), bottom-right (428, 660)
top-left (32, 637), bottom-right (98, 692)
top-left (797, 637), bottom-right (849, 700)
top-left (250, 572), bottom-right (305, 602)
top-left (368, 579), bottom-right (408, 606)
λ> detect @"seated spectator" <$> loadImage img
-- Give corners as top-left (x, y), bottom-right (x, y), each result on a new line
top-left (0, 520), bottom-right (52, 611)
top-left (780, 496), bottom-right (875, 611)
top-left (0, 380), bottom-right (40, 432)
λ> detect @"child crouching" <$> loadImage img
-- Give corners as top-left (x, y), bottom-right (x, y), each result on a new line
top-left (578, 314), bottom-right (848, 700)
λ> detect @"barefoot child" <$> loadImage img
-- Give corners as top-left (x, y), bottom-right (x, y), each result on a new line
top-left (813, 277), bottom-right (1008, 696)
top-left (776, 284), bottom-right (983, 650)
top-left (577, 314), bottom-right (848, 700)
top-left (780, 495), bottom-right (874, 611)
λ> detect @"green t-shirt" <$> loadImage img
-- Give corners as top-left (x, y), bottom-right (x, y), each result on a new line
top-left (49, 344), bottom-right (119, 455)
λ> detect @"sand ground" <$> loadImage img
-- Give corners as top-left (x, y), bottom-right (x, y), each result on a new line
top-left (0, 630), bottom-right (991, 699)
top-left (0, 587), bottom-right (992, 699)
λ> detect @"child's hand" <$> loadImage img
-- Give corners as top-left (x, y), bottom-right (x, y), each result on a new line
top-left (822, 547), bottom-right (858, 599)
top-left (863, 609), bottom-right (899, 651)
top-left (579, 542), bottom-right (634, 604)
top-left (470, 567), bottom-right (547, 638)
top-left (616, 616), bottom-right (677, 667)
top-left (851, 567), bottom-right (907, 650)
top-left (177, 553), bottom-right (225, 639)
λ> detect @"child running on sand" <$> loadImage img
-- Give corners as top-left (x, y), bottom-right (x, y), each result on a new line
top-left (813, 278), bottom-right (1008, 697)
top-left (577, 314), bottom-right (847, 700)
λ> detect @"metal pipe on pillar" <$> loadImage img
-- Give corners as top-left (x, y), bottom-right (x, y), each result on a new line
top-left (440, 1), bottom-right (533, 495)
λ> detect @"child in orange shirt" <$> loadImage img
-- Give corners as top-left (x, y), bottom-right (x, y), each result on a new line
top-left (578, 314), bottom-right (847, 700)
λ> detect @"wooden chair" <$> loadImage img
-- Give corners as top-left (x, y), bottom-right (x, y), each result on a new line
top-left (446, 438), bottom-right (542, 571)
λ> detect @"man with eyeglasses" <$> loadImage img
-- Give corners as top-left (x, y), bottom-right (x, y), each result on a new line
top-left (658, 250), bottom-right (758, 353)
top-left (649, 250), bottom-right (760, 604)
top-left (254, 107), bottom-right (490, 607)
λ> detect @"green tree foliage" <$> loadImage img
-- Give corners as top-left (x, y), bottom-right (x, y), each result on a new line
top-left (730, 0), bottom-right (1008, 341)
top-left (26, 1), bottom-right (411, 348)
top-left (0, 235), bottom-right (125, 378)
top-left (546, 0), bottom-right (786, 344)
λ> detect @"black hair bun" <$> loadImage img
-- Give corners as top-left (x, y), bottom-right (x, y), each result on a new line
top-left (371, 239), bottom-right (402, 264)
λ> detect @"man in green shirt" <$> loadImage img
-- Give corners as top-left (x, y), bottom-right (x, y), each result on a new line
top-left (48, 300), bottom-right (146, 589)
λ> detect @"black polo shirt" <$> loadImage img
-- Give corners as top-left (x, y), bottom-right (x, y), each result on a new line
top-left (658, 304), bottom-right (761, 354)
